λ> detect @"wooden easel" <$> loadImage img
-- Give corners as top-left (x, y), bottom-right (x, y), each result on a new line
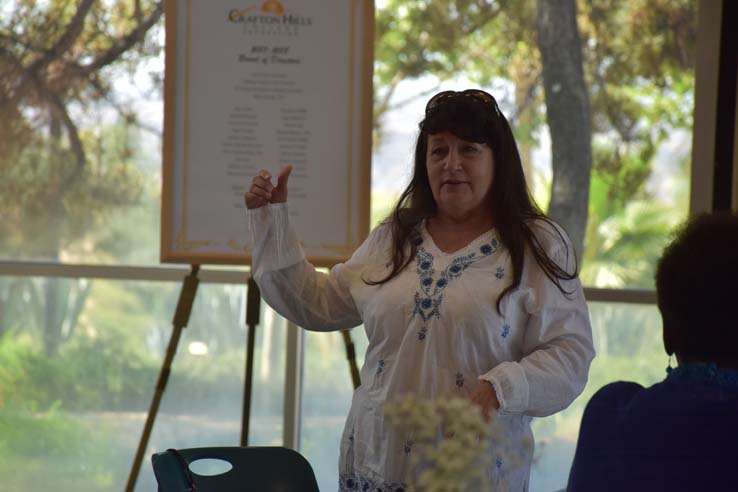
top-left (341, 330), bottom-right (361, 390)
top-left (124, 268), bottom-right (360, 491)
top-left (125, 264), bottom-right (201, 492)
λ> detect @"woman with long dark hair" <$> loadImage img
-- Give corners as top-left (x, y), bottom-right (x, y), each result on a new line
top-left (246, 89), bottom-right (595, 491)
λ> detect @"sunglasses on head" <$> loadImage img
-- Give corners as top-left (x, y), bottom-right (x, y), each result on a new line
top-left (424, 89), bottom-right (502, 118)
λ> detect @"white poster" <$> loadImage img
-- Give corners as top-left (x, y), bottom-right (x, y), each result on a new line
top-left (162, 0), bottom-right (373, 266)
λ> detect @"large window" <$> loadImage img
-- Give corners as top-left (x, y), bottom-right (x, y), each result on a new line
top-left (0, 1), bottom-right (730, 491)
top-left (0, 276), bottom-right (285, 491)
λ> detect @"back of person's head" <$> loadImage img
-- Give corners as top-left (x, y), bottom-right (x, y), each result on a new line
top-left (656, 212), bottom-right (738, 365)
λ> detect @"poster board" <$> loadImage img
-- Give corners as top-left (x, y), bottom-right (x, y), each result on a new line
top-left (161, 0), bottom-right (373, 267)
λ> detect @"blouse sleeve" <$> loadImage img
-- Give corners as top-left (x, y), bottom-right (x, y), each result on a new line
top-left (480, 222), bottom-right (596, 417)
top-left (247, 203), bottom-right (381, 332)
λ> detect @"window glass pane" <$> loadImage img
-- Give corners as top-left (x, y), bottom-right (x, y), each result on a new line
top-left (0, 5), bottom-right (165, 266)
top-left (301, 328), bottom-right (369, 492)
top-left (530, 301), bottom-right (665, 491)
top-left (137, 287), bottom-right (285, 492)
top-left (0, 276), bottom-right (282, 492)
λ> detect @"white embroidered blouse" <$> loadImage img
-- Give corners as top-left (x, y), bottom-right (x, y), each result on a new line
top-left (248, 203), bottom-right (595, 492)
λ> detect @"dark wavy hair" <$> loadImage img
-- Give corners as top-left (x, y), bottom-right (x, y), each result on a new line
top-left (657, 212), bottom-right (738, 363)
top-left (366, 90), bottom-right (577, 313)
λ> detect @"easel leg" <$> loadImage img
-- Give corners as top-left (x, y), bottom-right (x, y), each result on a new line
top-left (125, 265), bottom-right (200, 492)
top-left (241, 276), bottom-right (261, 446)
top-left (341, 330), bottom-right (361, 390)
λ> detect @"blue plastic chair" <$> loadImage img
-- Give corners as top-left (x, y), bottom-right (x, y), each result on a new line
top-left (151, 446), bottom-right (320, 492)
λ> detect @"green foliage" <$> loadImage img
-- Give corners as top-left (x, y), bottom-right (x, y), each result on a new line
top-left (0, 277), bottom-right (287, 416)
top-left (581, 200), bottom-right (683, 287)
top-left (0, 277), bottom-right (89, 354)
top-left (0, 405), bottom-right (118, 492)
top-left (0, 404), bottom-right (97, 459)
top-left (374, 0), bottom-right (695, 287)
top-left (0, 0), bottom-right (163, 259)
top-left (0, 335), bottom-right (151, 411)
top-left (0, 120), bottom-right (147, 259)
top-left (582, 141), bottom-right (690, 287)
top-left (0, 337), bottom-right (30, 408)
top-left (0, 329), bottom-right (271, 414)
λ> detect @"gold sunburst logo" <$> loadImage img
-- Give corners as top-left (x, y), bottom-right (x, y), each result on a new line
top-left (260, 0), bottom-right (285, 14)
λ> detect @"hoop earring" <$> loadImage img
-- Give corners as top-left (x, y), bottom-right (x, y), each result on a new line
top-left (666, 353), bottom-right (676, 374)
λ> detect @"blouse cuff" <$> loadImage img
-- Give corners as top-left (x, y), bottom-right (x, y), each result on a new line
top-left (479, 361), bottom-right (530, 415)
top-left (246, 203), bottom-right (304, 275)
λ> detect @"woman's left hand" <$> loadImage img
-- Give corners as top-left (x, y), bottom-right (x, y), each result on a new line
top-left (470, 380), bottom-right (500, 422)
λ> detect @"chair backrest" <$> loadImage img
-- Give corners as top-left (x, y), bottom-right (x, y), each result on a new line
top-left (151, 446), bottom-right (320, 492)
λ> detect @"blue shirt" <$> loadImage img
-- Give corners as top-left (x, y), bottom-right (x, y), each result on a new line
top-left (568, 364), bottom-right (738, 491)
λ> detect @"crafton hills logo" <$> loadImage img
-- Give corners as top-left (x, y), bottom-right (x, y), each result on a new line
top-left (228, 1), bottom-right (313, 36)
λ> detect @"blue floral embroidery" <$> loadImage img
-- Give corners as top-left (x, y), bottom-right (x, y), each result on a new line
top-left (339, 473), bottom-right (406, 492)
top-left (418, 326), bottom-right (427, 341)
top-left (496, 458), bottom-right (503, 468)
top-left (501, 324), bottom-right (510, 338)
top-left (342, 476), bottom-right (357, 491)
top-left (404, 439), bottom-right (414, 454)
top-left (412, 241), bottom-right (499, 322)
top-left (413, 291), bottom-right (444, 321)
top-left (495, 266), bottom-right (505, 279)
top-left (455, 371), bottom-right (464, 388)
top-left (376, 359), bottom-right (385, 377)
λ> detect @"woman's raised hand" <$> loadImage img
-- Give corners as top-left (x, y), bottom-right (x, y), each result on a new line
top-left (244, 165), bottom-right (293, 209)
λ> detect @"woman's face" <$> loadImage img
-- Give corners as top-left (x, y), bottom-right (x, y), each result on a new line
top-left (426, 131), bottom-right (495, 221)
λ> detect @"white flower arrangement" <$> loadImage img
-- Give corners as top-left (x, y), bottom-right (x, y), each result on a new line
top-left (385, 394), bottom-right (523, 492)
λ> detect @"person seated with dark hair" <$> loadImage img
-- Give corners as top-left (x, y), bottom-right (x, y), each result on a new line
top-left (567, 212), bottom-right (738, 492)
